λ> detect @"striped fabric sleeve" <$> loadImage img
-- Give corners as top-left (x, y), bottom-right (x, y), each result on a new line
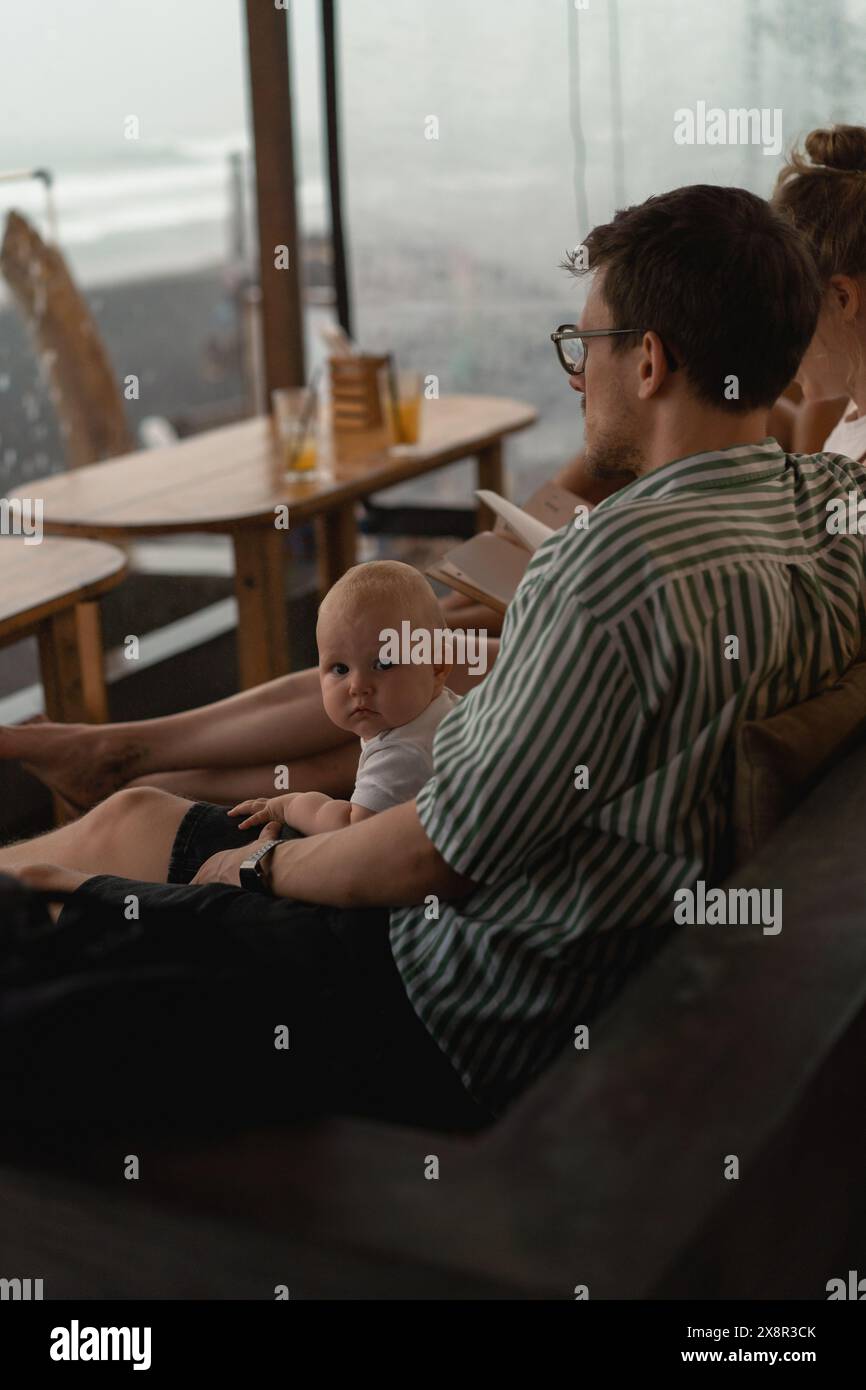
top-left (414, 573), bottom-right (644, 885)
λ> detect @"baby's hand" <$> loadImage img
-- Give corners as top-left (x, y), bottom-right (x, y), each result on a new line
top-left (228, 794), bottom-right (297, 830)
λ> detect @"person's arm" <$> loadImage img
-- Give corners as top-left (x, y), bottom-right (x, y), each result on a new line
top-left (266, 798), bottom-right (475, 907)
top-left (440, 589), bottom-right (504, 635)
top-left (767, 395), bottom-right (797, 452)
top-left (796, 396), bottom-right (849, 454)
top-left (281, 790), bottom-right (375, 833)
top-left (229, 790), bottom-right (373, 833)
top-left (767, 391), bottom-right (848, 455)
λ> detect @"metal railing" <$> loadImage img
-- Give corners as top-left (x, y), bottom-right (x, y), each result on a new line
top-left (0, 167), bottom-right (57, 242)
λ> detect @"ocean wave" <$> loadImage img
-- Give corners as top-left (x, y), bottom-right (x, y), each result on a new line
top-left (169, 133), bottom-right (252, 161)
top-left (0, 160), bottom-right (328, 249)
top-left (59, 196), bottom-right (232, 244)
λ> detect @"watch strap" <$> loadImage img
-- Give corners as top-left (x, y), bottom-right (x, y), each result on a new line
top-left (240, 839), bottom-right (281, 894)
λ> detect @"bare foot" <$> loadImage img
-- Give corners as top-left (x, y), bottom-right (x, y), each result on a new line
top-left (0, 721), bottom-right (146, 812)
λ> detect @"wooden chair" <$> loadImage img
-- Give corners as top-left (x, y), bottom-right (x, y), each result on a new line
top-left (0, 209), bottom-right (134, 468)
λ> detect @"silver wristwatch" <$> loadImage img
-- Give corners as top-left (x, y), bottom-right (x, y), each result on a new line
top-left (239, 839), bottom-right (281, 895)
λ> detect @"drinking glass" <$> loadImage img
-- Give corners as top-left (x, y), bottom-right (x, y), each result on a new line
top-left (385, 369), bottom-right (423, 445)
top-left (272, 387), bottom-right (318, 474)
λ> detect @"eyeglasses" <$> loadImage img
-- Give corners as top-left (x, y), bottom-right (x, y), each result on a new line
top-left (550, 325), bottom-right (679, 376)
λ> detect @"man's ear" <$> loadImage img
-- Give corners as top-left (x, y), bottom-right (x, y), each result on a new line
top-left (828, 273), bottom-right (861, 321)
top-left (432, 663), bottom-right (453, 692)
top-left (636, 330), bottom-right (672, 400)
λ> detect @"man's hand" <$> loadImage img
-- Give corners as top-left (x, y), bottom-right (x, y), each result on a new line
top-left (191, 822), bottom-right (283, 888)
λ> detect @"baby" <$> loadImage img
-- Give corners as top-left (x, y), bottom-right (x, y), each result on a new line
top-left (229, 560), bottom-right (460, 836)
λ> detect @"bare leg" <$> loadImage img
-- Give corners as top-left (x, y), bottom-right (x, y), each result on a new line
top-left (121, 651), bottom-right (498, 803)
top-left (0, 786), bottom-right (192, 881)
top-left (0, 666), bottom-right (343, 811)
top-left (126, 740), bottom-right (364, 804)
top-left (0, 640), bottom-right (500, 811)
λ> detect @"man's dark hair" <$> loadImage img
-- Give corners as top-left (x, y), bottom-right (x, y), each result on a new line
top-left (564, 185), bottom-right (822, 412)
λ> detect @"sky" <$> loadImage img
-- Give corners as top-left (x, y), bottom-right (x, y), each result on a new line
top-left (0, 0), bottom-right (248, 161)
top-left (0, 0), bottom-right (573, 170)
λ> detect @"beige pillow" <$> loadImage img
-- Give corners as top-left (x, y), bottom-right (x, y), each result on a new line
top-left (733, 660), bottom-right (866, 865)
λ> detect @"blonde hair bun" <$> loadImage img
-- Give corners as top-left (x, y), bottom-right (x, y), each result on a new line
top-left (804, 124), bottom-right (866, 174)
top-left (772, 125), bottom-right (866, 279)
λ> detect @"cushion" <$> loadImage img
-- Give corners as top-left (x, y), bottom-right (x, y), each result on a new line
top-left (733, 660), bottom-right (866, 866)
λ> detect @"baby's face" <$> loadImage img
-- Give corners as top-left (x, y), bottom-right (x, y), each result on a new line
top-left (318, 603), bottom-right (445, 739)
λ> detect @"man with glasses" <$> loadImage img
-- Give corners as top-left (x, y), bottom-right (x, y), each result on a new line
top-left (5, 184), bottom-right (866, 1137)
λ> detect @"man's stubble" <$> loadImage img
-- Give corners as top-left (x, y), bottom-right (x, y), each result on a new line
top-left (582, 394), bottom-right (646, 481)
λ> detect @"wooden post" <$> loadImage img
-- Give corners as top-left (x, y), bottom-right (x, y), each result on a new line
top-left (315, 504), bottom-right (358, 597)
top-left (244, 0), bottom-right (306, 398)
top-left (74, 601), bottom-right (110, 723)
top-left (321, 0), bottom-right (353, 339)
top-left (232, 527), bottom-right (291, 688)
top-left (38, 607), bottom-right (93, 723)
top-left (476, 441), bottom-right (504, 531)
top-left (38, 604), bottom-right (110, 824)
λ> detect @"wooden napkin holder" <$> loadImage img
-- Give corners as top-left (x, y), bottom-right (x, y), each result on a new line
top-left (329, 352), bottom-right (393, 433)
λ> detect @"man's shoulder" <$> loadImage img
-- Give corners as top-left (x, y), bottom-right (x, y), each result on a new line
top-left (529, 447), bottom-right (866, 623)
top-left (530, 490), bottom-right (718, 616)
top-left (794, 447), bottom-right (866, 491)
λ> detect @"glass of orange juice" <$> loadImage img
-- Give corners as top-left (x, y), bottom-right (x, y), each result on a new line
top-left (272, 387), bottom-right (319, 475)
top-left (385, 369), bottom-right (423, 446)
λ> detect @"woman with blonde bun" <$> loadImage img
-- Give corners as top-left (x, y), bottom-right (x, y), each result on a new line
top-left (771, 123), bottom-right (866, 462)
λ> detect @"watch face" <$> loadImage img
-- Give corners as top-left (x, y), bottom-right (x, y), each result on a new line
top-left (240, 863), bottom-right (266, 894)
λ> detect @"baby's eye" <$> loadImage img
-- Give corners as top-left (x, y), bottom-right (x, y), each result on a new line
top-left (330, 662), bottom-right (349, 676)
top-left (373, 658), bottom-right (393, 671)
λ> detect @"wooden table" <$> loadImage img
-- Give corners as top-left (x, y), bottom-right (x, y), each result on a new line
top-left (10, 394), bottom-right (537, 689)
top-left (0, 536), bottom-right (126, 722)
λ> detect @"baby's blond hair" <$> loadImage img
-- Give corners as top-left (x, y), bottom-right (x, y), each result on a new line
top-left (317, 560), bottom-right (444, 633)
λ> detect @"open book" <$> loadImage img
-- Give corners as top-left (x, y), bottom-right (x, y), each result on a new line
top-left (426, 481), bottom-right (589, 614)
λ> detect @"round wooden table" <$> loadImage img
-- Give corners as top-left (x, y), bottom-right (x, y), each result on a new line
top-left (10, 394), bottom-right (537, 688)
top-left (0, 536), bottom-right (127, 723)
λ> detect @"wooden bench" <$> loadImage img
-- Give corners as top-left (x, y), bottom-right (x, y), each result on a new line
top-left (3, 736), bottom-right (866, 1298)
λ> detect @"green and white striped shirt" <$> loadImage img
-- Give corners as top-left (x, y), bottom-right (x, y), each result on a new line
top-left (389, 440), bottom-right (866, 1111)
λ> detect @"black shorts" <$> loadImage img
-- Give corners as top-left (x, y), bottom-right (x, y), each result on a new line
top-left (0, 803), bottom-right (493, 1152)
